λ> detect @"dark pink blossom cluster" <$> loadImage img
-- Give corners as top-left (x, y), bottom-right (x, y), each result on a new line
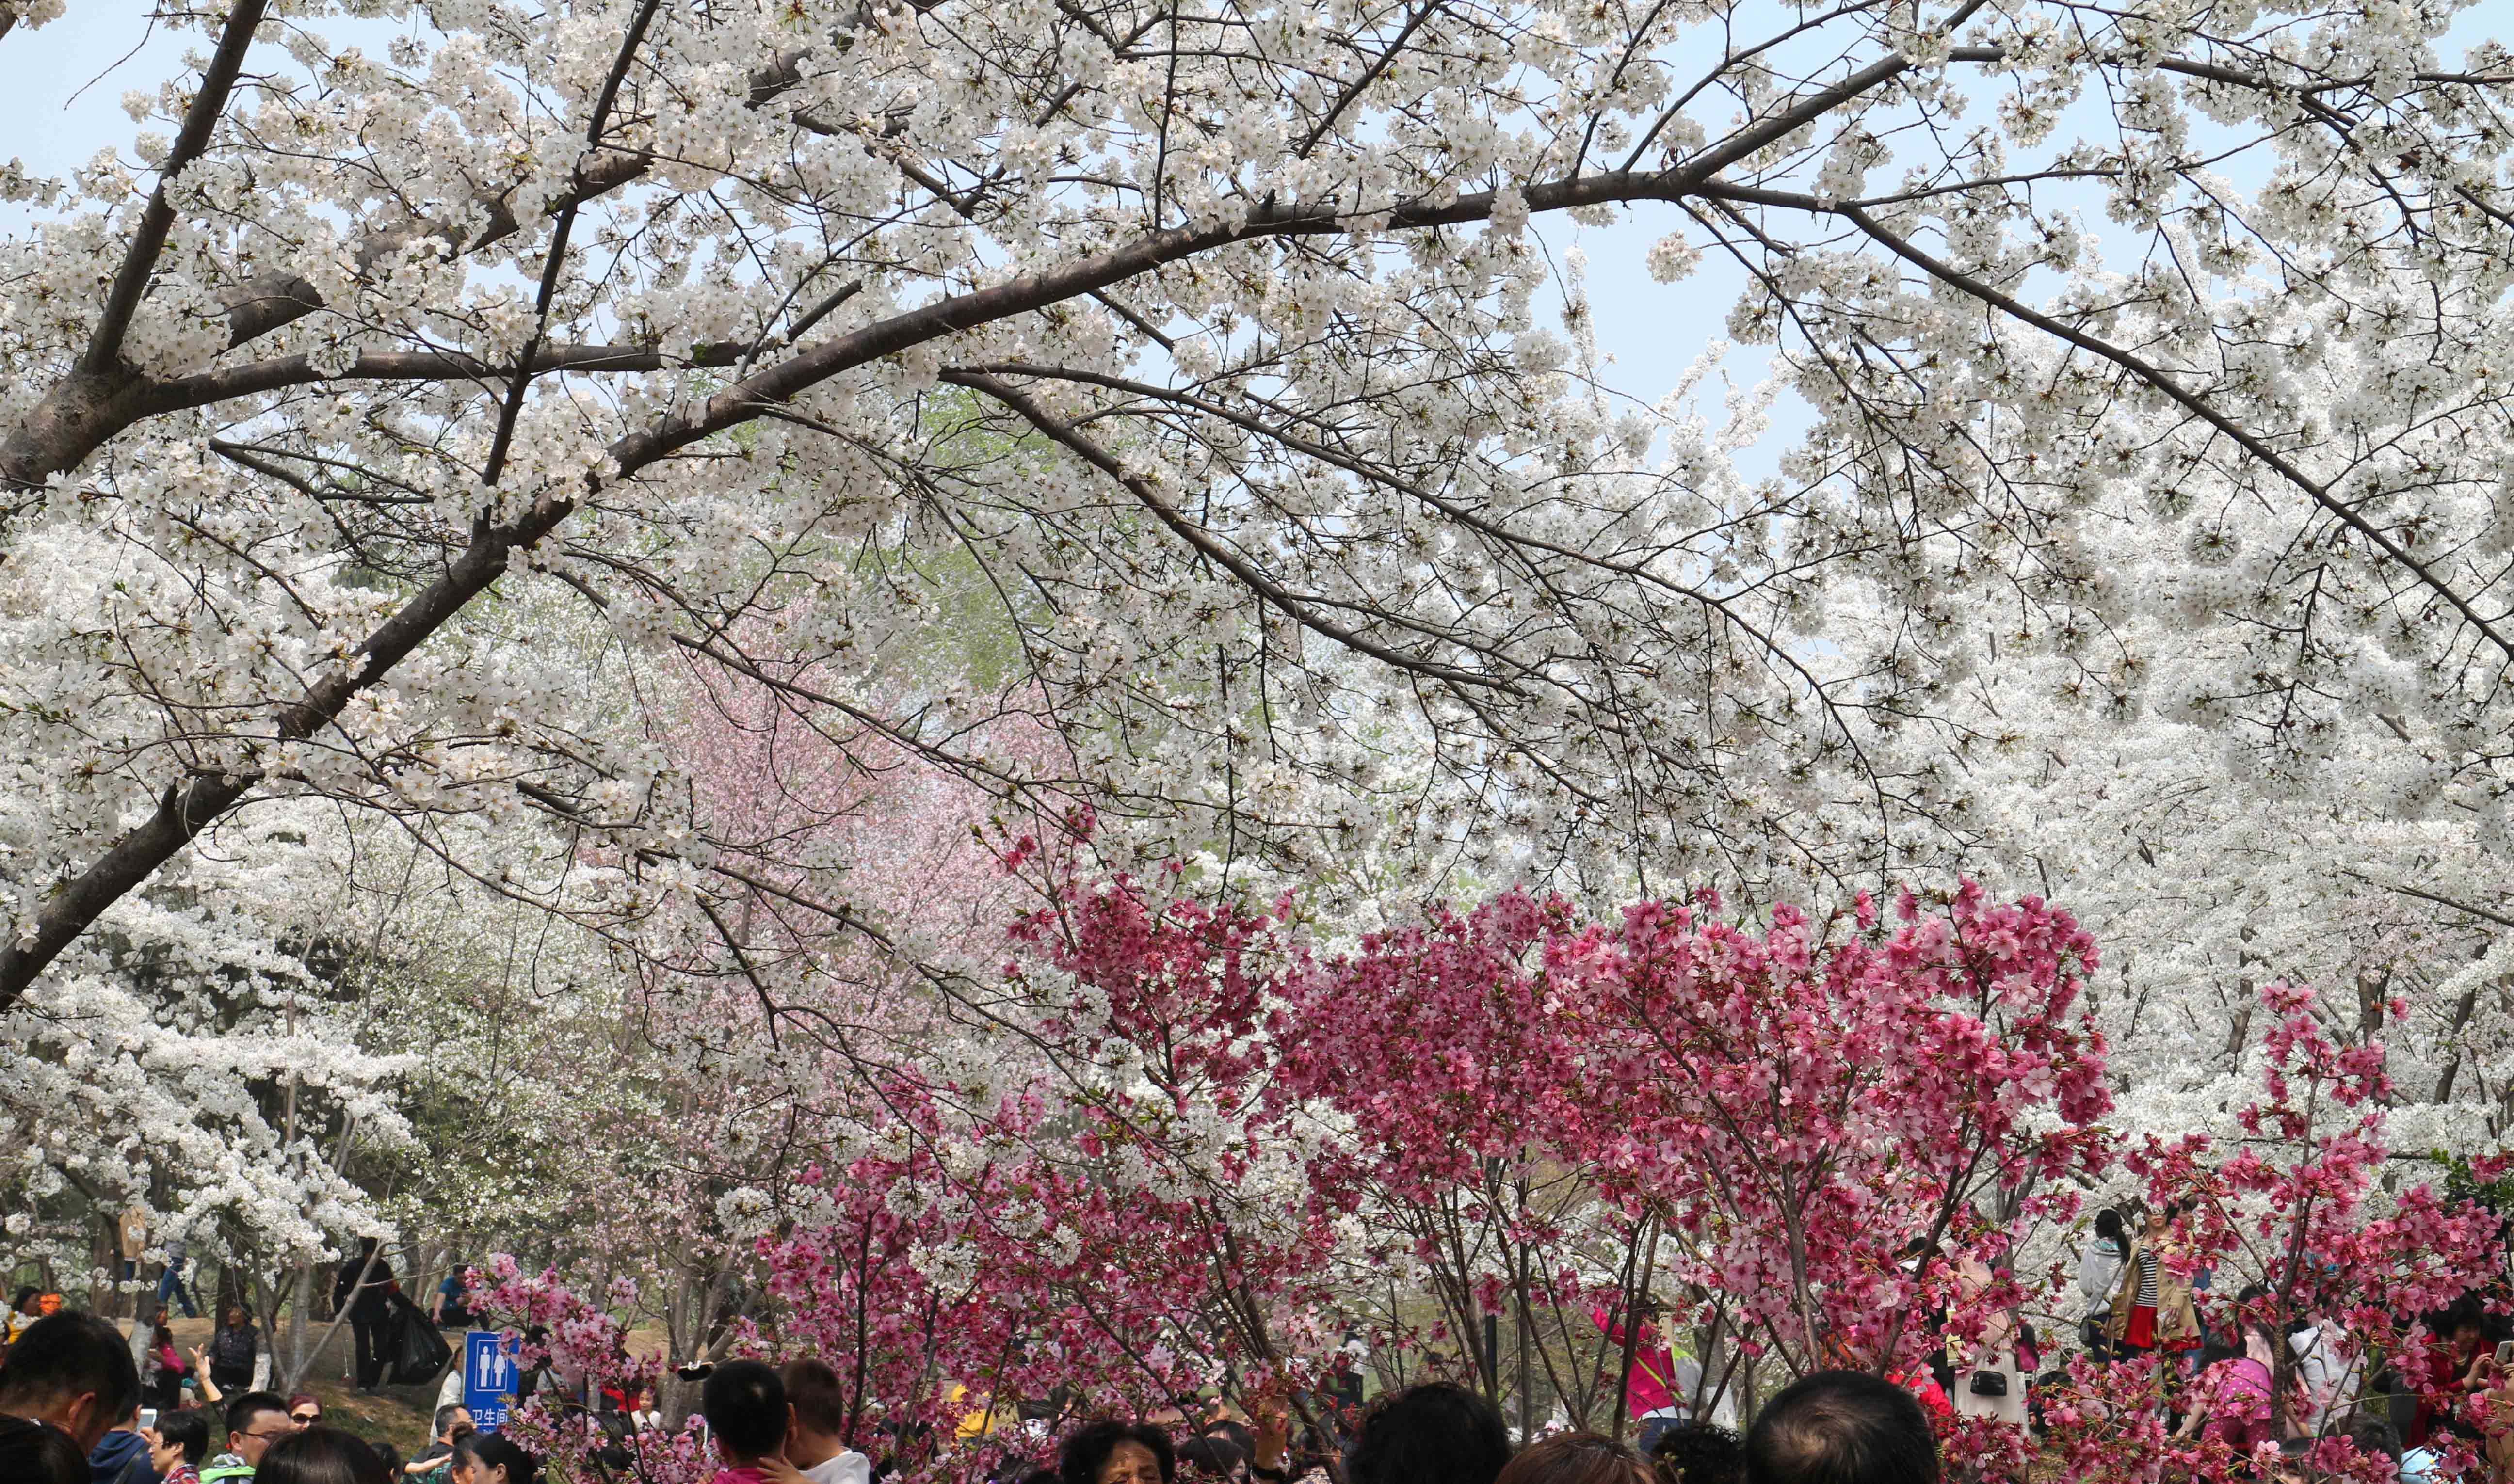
top-left (471, 871), bottom-right (2503, 1484)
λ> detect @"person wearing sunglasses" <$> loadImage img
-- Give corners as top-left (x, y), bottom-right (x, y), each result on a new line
top-left (202, 1392), bottom-right (297, 1484)
top-left (287, 1396), bottom-right (322, 1429)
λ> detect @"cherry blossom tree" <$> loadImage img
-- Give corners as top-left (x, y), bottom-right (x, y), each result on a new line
top-left (9, 0), bottom-right (2514, 1021)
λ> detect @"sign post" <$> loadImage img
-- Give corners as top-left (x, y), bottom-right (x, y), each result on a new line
top-left (462, 1330), bottom-right (518, 1433)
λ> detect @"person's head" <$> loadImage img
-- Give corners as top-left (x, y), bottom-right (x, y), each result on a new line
top-left (701, 1358), bottom-right (788, 1465)
top-left (1345, 1382), bottom-right (1513, 1484)
top-left (2424, 1295), bottom-right (2486, 1356)
top-left (450, 1431), bottom-right (536, 1484)
top-left (223, 1306), bottom-right (249, 1330)
top-left (434, 1404), bottom-right (473, 1443)
top-left (2343, 1411), bottom-right (2399, 1463)
top-left (1058, 1420), bottom-right (1175, 1484)
top-left (1742, 1371), bottom-right (1939, 1484)
top-left (0, 1416), bottom-right (89, 1484)
top-left (1495, 1433), bottom-right (1652, 1484)
top-left (2093, 1209), bottom-right (2124, 1245)
top-left (258, 1424), bottom-right (392, 1484)
top-left (782, 1358), bottom-right (848, 1455)
top-left (289, 1393), bottom-right (323, 1427)
top-left (151, 1319), bottom-right (177, 1352)
top-left (1652, 1422), bottom-right (1744, 1484)
top-left (0, 1311), bottom-right (143, 1451)
top-left (32, 1293), bottom-right (61, 1317)
top-left (225, 1392), bottom-right (296, 1466)
top-left (148, 1409), bottom-right (213, 1473)
top-left (1176, 1433), bottom-right (1244, 1480)
top-left (356, 1237), bottom-right (379, 1258)
top-left (7, 1285), bottom-right (36, 1315)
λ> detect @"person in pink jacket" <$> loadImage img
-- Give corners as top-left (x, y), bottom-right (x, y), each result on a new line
top-left (1593, 1300), bottom-right (1684, 1452)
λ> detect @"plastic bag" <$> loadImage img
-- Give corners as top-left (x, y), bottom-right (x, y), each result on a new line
top-left (389, 1293), bottom-right (452, 1385)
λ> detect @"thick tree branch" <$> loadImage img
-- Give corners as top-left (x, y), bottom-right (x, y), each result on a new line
top-left (0, 22), bottom-right (2493, 1007)
top-left (151, 341), bottom-right (742, 409)
top-left (0, 129), bottom-right (1899, 999)
top-left (81, 0), bottom-right (272, 376)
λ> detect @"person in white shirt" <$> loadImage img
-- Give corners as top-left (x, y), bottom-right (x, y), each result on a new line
top-left (2075, 1209), bottom-right (2126, 1356)
top-left (779, 1359), bottom-right (871, 1484)
top-left (2288, 1310), bottom-right (2363, 1437)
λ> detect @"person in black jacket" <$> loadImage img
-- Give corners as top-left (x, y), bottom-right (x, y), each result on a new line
top-left (206, 1307), bottom-right (258, 1394)
top-left (333, 1239), bottom-right (396, 1393)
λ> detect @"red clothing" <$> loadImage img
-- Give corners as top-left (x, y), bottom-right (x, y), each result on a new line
top-left (2408, 1341), bottom-right (2482, 1446)
top-left (1892, 1364), bottom-right (1952, 1419)
top-left (2123, 1305), bottom-right (2157, 1351)
top-left (1591, 1304), bottom-right (1678, 1416)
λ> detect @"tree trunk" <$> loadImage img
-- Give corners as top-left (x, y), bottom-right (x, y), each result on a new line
top-left (287, 1263), bottom-right (315, 1383)
top-left (88, 1211), bottom-right (114, 1318)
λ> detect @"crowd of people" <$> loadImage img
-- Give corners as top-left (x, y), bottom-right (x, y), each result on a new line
top-left (4, 1195), bottom-right (2508, 1484)
top-left (0, 1309), bottom-right (536, 1484)
top-left (677, 1356), bottom-right (1926, 1484)
top-left (0, 1298), bottom-right (1950, 1484)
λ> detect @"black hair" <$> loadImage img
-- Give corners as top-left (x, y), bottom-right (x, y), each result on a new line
top-left (452, 1431), bottom-right (538, 1484)
top-left (434, 1404), bottom-right (470, 1437)
top-left (0, 1312), bottom-right (142, 1423)
top-left (2440, 1293), bottom-right (2488, 1337)
top-left (2093, 1209), bottom-right (2124, 1243)
top-left (1175, 1432), bottom-right (1245, 1479)
top-left (7, 1286), bottom-right (35, 1314)
top-left (0, 1417), bottom-right (89, 1484)
top-left (2341, 1410), bottom-right (2400, 1461)
top-left (1059, 1420), bottom-right (1176, 1484)
top-left (226, 1390), bottom-right (291, 1441)
top-left (1652, 1421), bottom-right (1743, 1484)
top-left (782, 1358), bottom-right (850, 1437)
top-left (156, 1409), bottom-right (212, 1466)
top-left (701, 1358), bottom-right (789, 1458)
top-left (256, 1425), bottom-right (392, 1484)
top-left (1742, 1370), bottom-right (1939, 1484)
top-left (1345, 1381), bottom-right (1512, 1484)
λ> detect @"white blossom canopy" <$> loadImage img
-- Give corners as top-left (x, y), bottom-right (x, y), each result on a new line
top-left (2, 0), bottom-right (2512, 1062)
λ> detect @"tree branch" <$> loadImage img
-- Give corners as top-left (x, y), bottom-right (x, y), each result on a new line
top-left (943, 368), bottom-right (1515, 691)
top-left (82, 0), bottom-right (272, 375)
top-left (478, 0), bottom-right (665, 490)
top-left (1706, 181), bottom-right (2514, 665)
